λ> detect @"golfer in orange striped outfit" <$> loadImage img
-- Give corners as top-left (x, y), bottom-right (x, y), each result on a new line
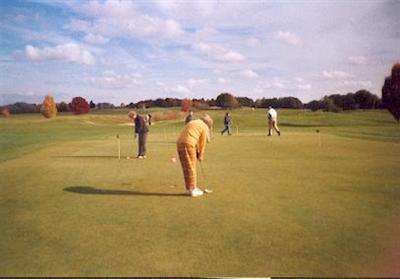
top-left (177, 114), bottom-right (213, 197)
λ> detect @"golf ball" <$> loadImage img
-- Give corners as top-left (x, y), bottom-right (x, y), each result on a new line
top-left (171, 157), bottom-right (177, 163)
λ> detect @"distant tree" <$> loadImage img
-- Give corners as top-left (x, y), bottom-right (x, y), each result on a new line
top-left (206, 98), bottom-right (217, 107)
top-left (181, 98), bottom-right (193, 112)
top-left (120, 102), bottom-right (125, 108)
top-left (193, 99), bottom-right (209, 110)
top-left (57, 101), bottom-right (70, 112)
top-left (2, 107), bottom-right (10, 118)
top-left (306, 100), bottom-right (323, 111)
top-left (165, 98), bottom-right (181, 107)
top-left (322, 97), bottom-right (341, 112)
top-left (382, 63), bottom-right (400, 123)
top-left (255, 99), bottom-right (264, 108)
top-left (40, 95), bottom-right (57, 118)
top-left (70, 97), bottom-right (90, 114)
top-left (237, 97), bottom-right (255, 107)
top-left (216, 93), bottom-right (239, 108)
top-left (96, 102), bottom-right (115, 109)
top-left (127, 102), bottom-right (135, 108)
top-left (8, 102), bottom-right (36, 113)
top-left (279, 97), bottom-right (303, 108)
top-left (354, 90), bottom-right (379, 109)
top-left (155, 98), bottom-right (168, 107)
top-left (342, 93), bottom-right (358, 110)
top-left (89, 100), bottom-right (96, 109)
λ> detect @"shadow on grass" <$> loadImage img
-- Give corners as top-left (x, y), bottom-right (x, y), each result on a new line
top-left (279, 123), bottom-right (334, 128)
top-left (52, 155), bottom-right (118, 159)
top-left (64, 186), bottom-right (187, 197)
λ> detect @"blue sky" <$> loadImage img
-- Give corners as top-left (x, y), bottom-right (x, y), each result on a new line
top-left (0, 0), bottom-right (399, 105)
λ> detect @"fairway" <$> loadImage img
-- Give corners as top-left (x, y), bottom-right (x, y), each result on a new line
top-left (1, 109), bottom-right (399, 276)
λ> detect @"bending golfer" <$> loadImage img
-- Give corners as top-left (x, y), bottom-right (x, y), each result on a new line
top-left (220, 112), bottom-right (232, 135)
top-left (177, 114), bottom-right (213, 197)
top-left (128, 111), bottom-right (149, 159)
top-left (267, 106), bottom-right (281, 136)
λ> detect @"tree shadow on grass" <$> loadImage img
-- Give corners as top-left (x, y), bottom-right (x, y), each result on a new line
top-left (64, 186), bottom-right (187, 197)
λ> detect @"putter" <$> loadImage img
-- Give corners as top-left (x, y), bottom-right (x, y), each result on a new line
top-left (199, 161), bottom-right (212, 193)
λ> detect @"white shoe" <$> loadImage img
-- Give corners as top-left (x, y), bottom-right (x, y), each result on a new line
top-left (137, 155), bottom-right (144, 159)
top-left (189, 187), bottom-right (204, 197)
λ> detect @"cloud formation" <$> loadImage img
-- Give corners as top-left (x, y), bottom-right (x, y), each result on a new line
top-left (322, 70), bottom-right (353, 80)
top-left (192, 42), bottom-right (245, 63)
top-left (25, 43), bottom-right (95, 65)
top-left (277, 31), bottom-right (303, 47)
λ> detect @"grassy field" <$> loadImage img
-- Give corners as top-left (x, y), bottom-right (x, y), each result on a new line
top-left (0, 108), bottom-right (399, 276)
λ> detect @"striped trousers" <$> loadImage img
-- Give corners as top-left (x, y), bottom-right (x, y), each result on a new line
top-left (177, 143), bottom-right (197, 190)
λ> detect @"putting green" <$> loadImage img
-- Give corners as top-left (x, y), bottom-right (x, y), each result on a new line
top-left (0, 109), bottom-right (399, 276)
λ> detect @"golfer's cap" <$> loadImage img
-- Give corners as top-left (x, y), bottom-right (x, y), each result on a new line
top-left (201, 114), bottom-right (213, 128)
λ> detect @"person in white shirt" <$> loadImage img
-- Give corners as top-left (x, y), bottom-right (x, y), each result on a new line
top-left (267, 106), bottom-right (281, 136)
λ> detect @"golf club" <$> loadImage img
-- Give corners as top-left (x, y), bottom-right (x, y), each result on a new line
top-left (199, 161), bottom-right (212, 193)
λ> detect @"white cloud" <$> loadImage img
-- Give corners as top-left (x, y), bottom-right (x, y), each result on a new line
top-left (66, 0), bottom-right (184, 41)
top-left (348, 55), bottom-right (367, 65)
top-left (171, 84), bottom-right (190, 94)
top-left (297, 84), bottom-right (312, 90)
top-left (217, 77), bottom-right (229, 83)
top-left (84, 33), bottom-right (109, 44)
top-left (192, 42), bottom-right (245, 62)
top-left (322, 70), bottom-right (353, 79)
top-left (241, 69), bottom-right (259, 79)
top-left (343, 80), bottom-right (372, 88)
top-left (277, 31), bottom-right (303, 47)
top-left (25, 43), bottom-right (95, 65)
top-left (195, 27), bottom-right (219, 39)
top-left (247, 37), bottom-right (260, 47)
top-left (84, 71), bottom-right (142, 89)
top-left (187, 78), bottom-right (206, 88)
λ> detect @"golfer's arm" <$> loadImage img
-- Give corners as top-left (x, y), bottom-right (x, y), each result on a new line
top-left (198, 131), bottom-right (207, 158)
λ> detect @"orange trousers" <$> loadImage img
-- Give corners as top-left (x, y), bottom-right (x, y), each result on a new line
top-left (177, 143), bottom-right (197, 190)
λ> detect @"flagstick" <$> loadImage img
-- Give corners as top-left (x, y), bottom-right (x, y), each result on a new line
top-left (117, 134), bottom-right (121, 160)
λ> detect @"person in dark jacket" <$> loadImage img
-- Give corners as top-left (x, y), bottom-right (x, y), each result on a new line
top-left (185, 110), bottom-right (194, 124)
top-left (128, 111), bottom-right (149, 159)
top-left (220, 112), bottom-right (232, 135)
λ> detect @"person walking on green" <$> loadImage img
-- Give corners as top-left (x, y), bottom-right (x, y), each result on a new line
top-left (220, 112), bottom-right (232, 135)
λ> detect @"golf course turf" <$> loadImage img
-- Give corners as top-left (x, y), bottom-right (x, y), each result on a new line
top-left (1, 108), bottom-right (399, 276)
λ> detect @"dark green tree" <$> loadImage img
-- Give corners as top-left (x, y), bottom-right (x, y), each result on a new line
top-left (216, 93), bottom-right (239, 108)
top-left (382, 63), bottom-right (400, 123)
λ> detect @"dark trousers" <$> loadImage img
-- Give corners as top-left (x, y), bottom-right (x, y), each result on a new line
top-left (221, 124), bottom-right (231, 135)
top-left (138, 132), bottom-right (148, 156)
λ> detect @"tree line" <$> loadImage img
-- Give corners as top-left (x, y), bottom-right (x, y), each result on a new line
top-left (2, 63), bottom-right (399, 122)
top-left (0, 90), bottom-right (382, 112)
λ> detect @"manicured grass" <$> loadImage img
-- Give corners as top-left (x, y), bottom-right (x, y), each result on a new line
top-left (0, 109), bottom-right (399, 276)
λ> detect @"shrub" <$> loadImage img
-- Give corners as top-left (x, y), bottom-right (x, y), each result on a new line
top-left (151, 111), bottom-right (185, 122)
top-left (41, 95), bottom-right (57, 118)
top-left (2, 108), bottom-right (10, 118)
top-left (70, 97), bottom-right (90, 114)
top-left (57, 102), bottom-right (70, 112)
top-left (181, 98), bottom-right (193, 112)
